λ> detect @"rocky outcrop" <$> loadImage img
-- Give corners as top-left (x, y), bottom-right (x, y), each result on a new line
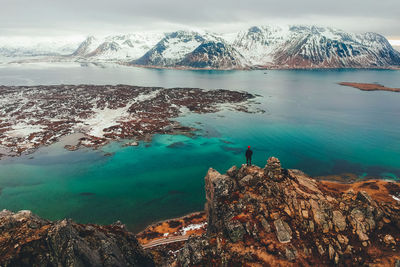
top-left (1, 158), bottom-right (400, 266)
top-left (0, 210), bottom-right (154, 267)
top-left (175, 157), bottom-right (400, 266)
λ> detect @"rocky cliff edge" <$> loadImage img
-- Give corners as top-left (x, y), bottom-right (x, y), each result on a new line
top-left (175, 157), bottom-right (400, 266)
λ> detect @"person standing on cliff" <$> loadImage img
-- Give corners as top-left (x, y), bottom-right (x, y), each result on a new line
top-left (245, 146), bottom-right (253, 166)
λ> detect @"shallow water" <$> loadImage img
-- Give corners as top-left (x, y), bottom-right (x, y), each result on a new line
top-left (0, 63), bottom-right (399, 231)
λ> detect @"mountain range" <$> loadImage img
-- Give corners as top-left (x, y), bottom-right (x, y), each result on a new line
top-left (1, 25), bottom-right (400, 69)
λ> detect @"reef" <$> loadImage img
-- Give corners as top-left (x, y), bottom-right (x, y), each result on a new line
top-left (0, 84), bottom-right (258, 157)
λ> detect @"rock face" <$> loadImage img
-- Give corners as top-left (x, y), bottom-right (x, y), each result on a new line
top-left (175, 157), bottom-right (400, 266)
top-left (0, 210), bottom-right (154, 267)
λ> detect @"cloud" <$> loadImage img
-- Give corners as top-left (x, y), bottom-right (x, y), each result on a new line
top-left (0, 0), bottom-right (398, 37)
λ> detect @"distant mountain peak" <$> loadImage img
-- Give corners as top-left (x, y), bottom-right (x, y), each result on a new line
top-left (1, 25), bottom-right (399, 69)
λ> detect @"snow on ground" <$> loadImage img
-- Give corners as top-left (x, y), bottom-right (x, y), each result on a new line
top-left (80, 104), bottom-right (131, 137)
top-left (77, 89), bottom-right (160, 137)
top-left (135, 90), bottom-right (160, 102)
top-left (162, 39), bottom-right (202, 61)
top-left (180, 222), bottom-right (207, 235)
top-left (5, 123), bottom-right (42, 138)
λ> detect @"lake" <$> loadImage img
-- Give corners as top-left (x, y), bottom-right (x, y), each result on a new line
top-left (0, 62), bottom-right (399, 232)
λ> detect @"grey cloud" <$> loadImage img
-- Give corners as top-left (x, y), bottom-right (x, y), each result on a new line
top-left (0, 0), bottom-right (399, 37)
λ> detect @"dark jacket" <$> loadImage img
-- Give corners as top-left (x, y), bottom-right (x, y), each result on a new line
top-left (245, 149), bottom-right (253, 158)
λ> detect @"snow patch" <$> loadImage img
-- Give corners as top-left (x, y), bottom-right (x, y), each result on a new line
top-left (180, 222), bottom-right (207, 235)
top-left (135, 90), bottom-right (160, 102)
top-left (81, 104), bottom-right (131, 137)
top-left (392, 195), bottom-right (400, 202)
top-left (6, 123), bottom-right (42, 137)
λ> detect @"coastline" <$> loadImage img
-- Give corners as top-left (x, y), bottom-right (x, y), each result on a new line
top-left (0, 84), bottom-right (259, 159)
top-left (4, 57), bottom-right (400, 71)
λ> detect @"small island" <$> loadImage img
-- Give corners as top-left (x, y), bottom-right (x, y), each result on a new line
top-left (339, 82), bottom-right (400, 92)
top-left (0, 85), bottom-right (260, 158)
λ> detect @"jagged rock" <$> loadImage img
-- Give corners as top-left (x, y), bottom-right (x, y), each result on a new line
top-left (273, 219), bottom-right (292, 243)
top-left (225, 220), bottom-right (246, 242)
top-left (205, 168), bottom-right (236, 201)
top-left (205, 168), bottom-right (237, 234)
top-left (4, 157), bottom-right (400, 266)
top-left (349, 208), bottom-right (372, 242)
top-left (301, 209), bottom-right (309, 219)
top-left (328, 244), bottom-right (335, 260)
top-left (337, 234), bottom-right (349, 245)
top-left (239, 174), bottom-right (259, 187)
top-left (0, 210), bottom-right (154, 267)
top-left (226, 166), bottom-right (238, 178)
top-left (356, 191), bottom-right (373, 205)
top-left (285, 247), bottom-right (297, 261)
top-left (317, 243), bottom-right (325, 256)
top-left (332, 210), bottom-right (347, 231)
top-left (310, 199), bottom-right (331, 233)
top-left (177, 236), bottom-right (214, 267)
top-left (383, 234), bottom-right (396, 246)
top-left (264, 157), bottom-right (283, 181)
top-left (334, 253), bottom-right (340, 264)
top-left (260, 216), bottom-right (271, 233)
top-left (309, 220), bottom-right (315, 232)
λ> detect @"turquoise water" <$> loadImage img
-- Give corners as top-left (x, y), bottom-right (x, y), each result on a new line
top-left (0, 63), bottom-right (399, 231)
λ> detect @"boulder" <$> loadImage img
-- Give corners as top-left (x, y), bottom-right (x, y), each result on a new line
top-left (226, 166), bottom-right (238, 178)
top-left (225, 220), bottom-right (246, 242)
top-left (356, 191), bottom-right (373, 205)
top-left (264, 157), bottom-right (284, 181)
top-left (239, 174), bottom-right (259, 187)
top-left (274, 219), bottom-right (292, 243)
top-left (383, 234), bottom-right (396, 246)
top-left (260, 216), bottom-right (271, 233)
top-left (332, 210), bottom-right (347, 231)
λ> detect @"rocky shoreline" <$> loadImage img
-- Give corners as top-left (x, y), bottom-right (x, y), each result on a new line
top-left (1, 157), bottom-right (399, 266)
top-left (0, 84), bottom-right (260, 158)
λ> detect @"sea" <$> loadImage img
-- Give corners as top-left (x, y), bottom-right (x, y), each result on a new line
top-left (0, 62), bottom-right (399, 232)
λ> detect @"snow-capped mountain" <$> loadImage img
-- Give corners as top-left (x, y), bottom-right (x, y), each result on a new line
top-left (0, 37), bottom-right (83, 62)
top-left (133, 30), bottom-right (246, 68)
top-left (274, 26), bottom-right (400, 68)
top-left (132, 26), bottom-right (400, 69)
top-left (1, 26), bottom-right (399, 69)
top-left (177, 40), bottom-right (247, 69)
top-left (232, 25), bottom-right (289, 66)
top-left (134, 31), bottom-right (216, 66)
top-left (233, 25), bottom-right (400, 68)
top-left (72, 33), bottom-right (164, 61)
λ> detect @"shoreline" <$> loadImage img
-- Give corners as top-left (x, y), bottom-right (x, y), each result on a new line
top-left (0, 84), bottom-right (260, 159)
top-left (4, 58), bottom-right (400, 71)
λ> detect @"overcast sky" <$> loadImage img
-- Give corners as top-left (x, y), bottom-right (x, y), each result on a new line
top-left (1, 0), bottom-right (399, 39)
